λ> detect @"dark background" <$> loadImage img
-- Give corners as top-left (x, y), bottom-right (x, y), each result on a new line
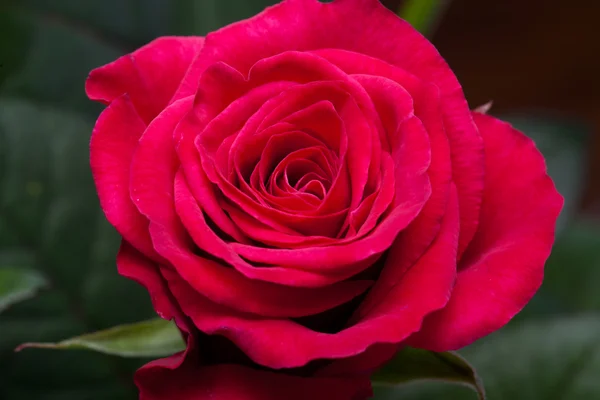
top-left (1, 0), bottom-right (598, 399)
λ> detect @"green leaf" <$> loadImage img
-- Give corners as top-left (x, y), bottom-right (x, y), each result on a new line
top-left (0, 1), bottom-right (188, 397)
top-left (17, 318), bottom-right (185, 358)
top-left (373, 347), bottom-right (485, 399)
top-left (375, 316), bottom-right (600, 400)
top-left (0, 267), bottom-right (47, 312)
top-left (0, 98), bottom-right (155, 398)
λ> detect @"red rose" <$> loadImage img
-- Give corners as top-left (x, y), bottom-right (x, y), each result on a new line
top-left (86, 0), bottom-right (563, 398)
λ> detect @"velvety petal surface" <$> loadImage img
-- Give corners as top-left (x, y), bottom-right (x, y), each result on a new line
top-left (116, 241), bottom-right (179, 320)
top-left (89, 95), bottom-right (157, 259)
top-left (174, 0), bottom-right (483, 255)
top-left (317, 49), bottom-right (453, 269)
top-left (137, 356), bottom-right (372, 400)
top-left (408, 112), bottom-right (563, 351)
top-left (162, 188), bottom-right (458, 369)
top-left (136, 313), bottom-right (373, 400)
top-left (87, 36), bottom-right (204, 123)
top-left (129, 97), bottom-right (373, 315)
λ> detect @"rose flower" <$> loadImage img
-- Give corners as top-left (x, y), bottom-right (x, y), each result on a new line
top-left (86, 0), bottom-right (563, 398)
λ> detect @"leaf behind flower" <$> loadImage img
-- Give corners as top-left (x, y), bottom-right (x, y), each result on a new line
top-left (0, 267), bottom-right (47, 313)
top-left (16, 318), bottom-right (185, 358)
top-left (372, 347), bottom-right (485, 399)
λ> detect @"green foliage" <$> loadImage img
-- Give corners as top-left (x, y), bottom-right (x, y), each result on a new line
top-left (0, 99), bottom-right (155, 399)
top-left (376, 316), bottom-right (600, 400)
top-left (373, 348), bottom-right (485, 399)
top-left (18, 318), bottom-right (185, 358)
top-left (0, 267), bottom-right (47, 313)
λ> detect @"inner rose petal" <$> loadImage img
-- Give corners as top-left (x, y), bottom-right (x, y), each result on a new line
top-left (286, 160), bottom-right (327, 194)
top-left (253, 130), bottom-right (334, 189)
top-left (260, 100), bottom-right (343, 153)
top-left (229, 109), bottom-right (431, 271)
top-left (314, 48), bottom-right (484, 258)
top-left (241, 129), bottom-right (327, 207)
top-left (183, 51), bottom-right (391, 245)
top-left (174, 95), bottom-right (380, 284)
top-left (296, 176), bottom-right (329, 197)
top-left (175, 170), bottom-right (365, 286)
top-left (171, 47), bottom-right (434, 286)
top-left (252, 146), bottom-right (334, 213)
top-left (197, 81), bottom-right (385, 239)
top-left (338, 54), bottom-right (454, 290)
top-left (266, 147), bottom-right (332, 208)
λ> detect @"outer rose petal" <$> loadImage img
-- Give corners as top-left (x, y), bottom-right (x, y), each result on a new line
top-left (89, 95), bottom-right (157, 259)
top-left (116, 241), bottom-right (179, 320)
top-left (137, 323), bottom-right (373, 400)
top-left (138, 362), bottom-right (372, 400)
top-left (86, 36), bottom-right (204, 123)
top-left (318, 343), bottom-right (399, 377)
top-left (408, 113), bottom-right (563, 351)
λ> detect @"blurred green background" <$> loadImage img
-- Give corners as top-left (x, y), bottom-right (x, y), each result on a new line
top-left (0, 0), bottom-right (599, 399)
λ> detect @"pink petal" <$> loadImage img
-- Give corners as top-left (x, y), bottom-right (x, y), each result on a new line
top-left (408, 113), bottom-right (563, 351)
top-left (174, 1), bottom-right (482, 256)
top-left (128, 97), bottom-right (372, 315)
top-left (137, 357), bottom-right (372, 400)
top-left (318, 343), bottom-right (399, 377)
top-left (116, 241), bottom-right (179, 320)
top-left (86, 36), bottom-right (204, 123)
top-left (229, 103), bottom-right (431, 272)
top-left (162, 188), bottom-right (458, 368)
top-left (89, 95), bottom-right (157, 259)
top-left (130, 96), bottom-right (193, 227)
top-left (315, 49), bottom-right (458, 263)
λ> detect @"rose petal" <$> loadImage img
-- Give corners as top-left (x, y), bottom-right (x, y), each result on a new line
top-left (130, 97), bottom-right (193, 227)
top-left (408, 113), bottom-right (563, 351)
top-left (137, 353), bottom-right (372, 400)
top-left (198, 81), bottom-right (370, 238)
top-left (321, 50), bottom-right (454, 296)
top-left (163, 188), bottom-right (458, 368)
top-left (116, 241), bottom-right (179, 320)
top-left (316, 50), bottom-right (461, 261)
top-left (230, 106), bottom-right (431, 272)
top-left (174, 1), bottom-right (482, 255)
top-left (128, 95), bottom-right (372, 317)
top-left (89, 95), bottom-right (157, 259)
top-left (151, 215), bottom-right (373, 319)
top-left (174, 172), bottom-right (373, 303)
top-left (86, 36), bottom-right (204, 123)
top-left (177, 113), bottom-right (250, 244)
top-left (318, 343), bottom-right (399, 377)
